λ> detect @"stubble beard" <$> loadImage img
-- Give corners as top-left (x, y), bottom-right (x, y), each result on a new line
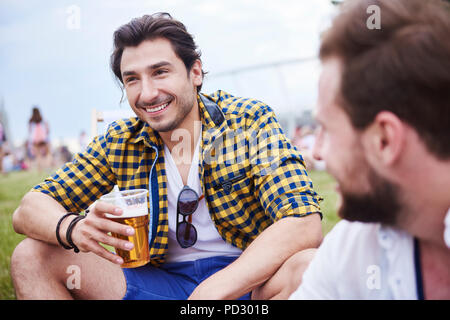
top-left (143, 92), bottom-right (196, 133)
top-left (338, 164), bottom-right (402, 227)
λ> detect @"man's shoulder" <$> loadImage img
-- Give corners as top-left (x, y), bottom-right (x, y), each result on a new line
top-left (103, 117), bottom-right (141, 138)
top-left (326, 220), bottom-right (380, 242)
top-left (94, 116), bottom-right (155, 147)
top-left (321, 220), bottom-right (382, 261)
top-left (87, 116), bottom-right (150, 152)
top-left (292, 220), bottom-right (391, 300)
top-left (207, 90), bottom-right (274, 120)
top-left (318, 221), bottom-right (384, 289)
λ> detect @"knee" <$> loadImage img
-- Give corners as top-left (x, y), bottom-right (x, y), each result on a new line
top-left (10, 238), bottom-right (50, 278)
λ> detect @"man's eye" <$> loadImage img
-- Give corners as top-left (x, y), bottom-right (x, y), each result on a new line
top-left (154, 69), bottom-right (168, 76)
top-left (124, 77), bottom-right (137, 84)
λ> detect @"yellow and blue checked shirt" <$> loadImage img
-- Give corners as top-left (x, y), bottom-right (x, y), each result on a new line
top-left (33, 90), bottom-right (321, 266)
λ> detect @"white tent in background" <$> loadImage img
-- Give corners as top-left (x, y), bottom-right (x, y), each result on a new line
top-left (90, 108), bottom-right (135, 139)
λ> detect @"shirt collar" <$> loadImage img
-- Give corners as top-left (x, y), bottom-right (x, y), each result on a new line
top-left (127, 120), bottom-right (161, 147)
top-left (377, 208), bottom-right (450, 250)
top-left (377, 224), bottom-right (411, 250)
top-left (444, 208), bottom-right (450, 248)
top-left (198, 93), bottom-right (225, 130)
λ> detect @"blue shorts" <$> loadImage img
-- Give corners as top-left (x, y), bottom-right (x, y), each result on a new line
top-left (122, 255), bottom-right (252, 300)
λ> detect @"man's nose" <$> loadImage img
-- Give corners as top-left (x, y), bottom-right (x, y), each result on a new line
top-left (311, 131), bottom-right (323, 161)
top-left (312, 146), bottom-right (322, 161)
top-left (139, 78), bottom-right (159, 103)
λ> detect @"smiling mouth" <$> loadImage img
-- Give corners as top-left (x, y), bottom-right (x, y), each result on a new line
top-left (142, 99), bottom-right (172, 114)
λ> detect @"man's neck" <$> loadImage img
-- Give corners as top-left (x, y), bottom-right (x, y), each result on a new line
top-left (396, 157), bottom-right (450, 299)
top-left (419, 238), bottom-right (450, 299)
top-left (398, 158), bottom-right (450, 247)
top-left (159, 102), bottom-right (202, 160)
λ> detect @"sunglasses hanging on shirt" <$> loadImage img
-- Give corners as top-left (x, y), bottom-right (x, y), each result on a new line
top-left (176, 185), bottom-right (204, 248)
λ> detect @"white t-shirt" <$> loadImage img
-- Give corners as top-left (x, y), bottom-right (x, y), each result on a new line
top-left (444, 208), bottom-right (450, 249)
top-left (289, 220), bottom-right (420, 299)
top-left (164, 136), bottom-right (242, 263)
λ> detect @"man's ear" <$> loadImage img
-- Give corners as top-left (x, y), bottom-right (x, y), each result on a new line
top-left (362, 111), bottom-right (406, 166)
top-left (190, 59), bottom-right (203, 88)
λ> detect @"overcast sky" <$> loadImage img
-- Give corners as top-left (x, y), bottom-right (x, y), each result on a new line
top-left (0, 0), bottom-right (336, 147)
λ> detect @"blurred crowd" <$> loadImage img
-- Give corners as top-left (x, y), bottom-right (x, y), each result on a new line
top-left (0, 106), bottom-right (75, 175)
top-left (0, 106), bottom-right (323, 175)
top-left (291, 125), bottom-right (325, 171)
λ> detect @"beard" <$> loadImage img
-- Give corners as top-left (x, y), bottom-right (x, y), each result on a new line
top-left (338, 166), bottom-right (402, 226)
top-left (136, 91), bottom-right (196, 133)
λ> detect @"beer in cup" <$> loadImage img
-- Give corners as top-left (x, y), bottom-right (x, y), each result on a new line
top-left (100, 188), bottom-right (150, 268)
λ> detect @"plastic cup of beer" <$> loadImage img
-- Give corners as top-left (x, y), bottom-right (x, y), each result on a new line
top-left (100, 189), bottom-right (150, 268)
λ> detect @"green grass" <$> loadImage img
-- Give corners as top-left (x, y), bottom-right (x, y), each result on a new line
top-left (0, 170), bottom-right (50, 300)
top-left (0, 169), bottom-right (338, 300)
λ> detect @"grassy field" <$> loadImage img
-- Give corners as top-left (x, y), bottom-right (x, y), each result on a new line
top-left (0, 169), bottom-right (338, 300)
top-left (0, 170), bottom-right (50, 300)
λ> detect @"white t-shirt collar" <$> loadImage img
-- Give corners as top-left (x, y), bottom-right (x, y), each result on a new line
top-left (444, 208), bottom-right (450, 248)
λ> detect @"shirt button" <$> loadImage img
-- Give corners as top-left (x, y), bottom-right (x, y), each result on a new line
top-left (379, 231), bottom-right (393, 249)
top-left (223, 183), bottom-right (232, 194)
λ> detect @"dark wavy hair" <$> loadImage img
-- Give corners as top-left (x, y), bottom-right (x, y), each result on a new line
top-left (320, 0), bottom-right (450, 159)
top-left (110, 13), bottom-right (206, 93)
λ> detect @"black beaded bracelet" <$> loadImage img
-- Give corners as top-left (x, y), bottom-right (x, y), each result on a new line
top-left (56, 213), bottom-right (79, 250)
top-left (66, 215), bottom-right (87, 253)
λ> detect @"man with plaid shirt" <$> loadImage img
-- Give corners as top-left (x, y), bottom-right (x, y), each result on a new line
top-left (11, 13), bottom-right (322, 300)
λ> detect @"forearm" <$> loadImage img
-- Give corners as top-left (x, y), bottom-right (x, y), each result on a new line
top-left (13, 191), bottom-right (71, 245)
top-left (190, 213), bottom-right (323, 299)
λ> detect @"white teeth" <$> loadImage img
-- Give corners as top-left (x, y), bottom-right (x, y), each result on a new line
top-left (145, 103), bottom-right (169, 113)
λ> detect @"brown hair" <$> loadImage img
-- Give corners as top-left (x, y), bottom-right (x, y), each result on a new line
top-left (110, 13), bottom-right (206, 92)
top-left (320, 0), bottom-right (450, 159)
top-left (29, 106), bottom-right (42, 124)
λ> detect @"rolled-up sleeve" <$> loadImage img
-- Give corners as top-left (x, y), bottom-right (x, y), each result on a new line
top-left (248, 107), bottom-right (322, 222)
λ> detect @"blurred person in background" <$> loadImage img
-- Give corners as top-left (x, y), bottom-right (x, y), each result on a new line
top-left (28, 106), bottom-right (52, 171)
top-left (291, 125), bottom-right (324, 171)
top-left (290, 0), bottom-right (450, 299)
top-left (53, 145), bottom-right (73, 167)
top-left (78, 130), bottom-right (88, 152)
